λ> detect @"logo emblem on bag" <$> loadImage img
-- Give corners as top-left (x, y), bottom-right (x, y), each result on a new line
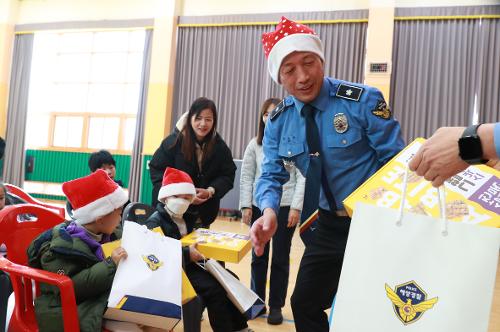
top-left (385, 281), bottom-right (438, 325)
top-left (142, 254), bottom-right (163, 271)
top-left (333, 113), bottom-right (349, 133)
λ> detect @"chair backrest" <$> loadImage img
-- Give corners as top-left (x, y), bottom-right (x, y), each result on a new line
top-left (5, 192), bottom-right (27, 206)
top-left (0, 204), bottom-right (65, 266)
top-left (121, 202), bottom-right (155, 225)
top-left (0, 257), bottom-right (79, 332)
top-left (3, 184), bottom-right (65, 219)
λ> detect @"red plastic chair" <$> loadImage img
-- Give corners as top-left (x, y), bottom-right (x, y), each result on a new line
top-left (4, 184), bottom-right (65, 219)
top-left (0, 204), bottom-right (65, 266)
top-left (0, 257), bottom-right (79, 332)
top-left (0, 204), bottom-right (80, 331)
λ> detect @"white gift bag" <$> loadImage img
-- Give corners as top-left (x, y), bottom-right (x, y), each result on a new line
top-left (105, 221), bottom-right (182, 330)
top-left (331, 171), bottom-right (500, 332)
top-left (202, 259), bottom-right (265, 319)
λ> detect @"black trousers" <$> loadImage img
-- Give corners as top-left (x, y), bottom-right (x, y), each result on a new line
top-left (250, 205), bottom-right (295, 309)
top-left (185, 263), bottom-right (247, 332)
top-left (0, 271), bottom-right (12, 332)
top-left (291, 208), bottom-right (351, 332)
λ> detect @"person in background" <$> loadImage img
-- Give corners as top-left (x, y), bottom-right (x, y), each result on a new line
top-left (409, 123), bottom-right (500, 186)
top-left (145, 167), bottom-right (252, 332)
top-left (149, 97), bottom-right (236, 228)
top-left (0, 136), bottom-right (5, 161)
top-left (251, 17), bottom-right (404, 332)
top-left (27, 170), bottom-right (130, 332)
top-left (239, 98), bottom-right (305, 325)
top-left (0, 182), bottom-right (11, 332)
top-left (88, 150), bottom-right (124, 187)
top-left (67, 150), bottom-right (128, 219)
top-left (0, 182), bottom-right (5, 212)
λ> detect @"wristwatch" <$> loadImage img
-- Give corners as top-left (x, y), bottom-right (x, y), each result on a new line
top-left (458, 124), bottom-right (487, 165)
top-left (207, 186), bottom-right (215, 198)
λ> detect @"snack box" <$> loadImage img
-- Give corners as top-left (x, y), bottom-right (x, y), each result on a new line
top-left (343, 138), bottom-right (500, 228)
top-left (181, 228), bottom-right (252, 263)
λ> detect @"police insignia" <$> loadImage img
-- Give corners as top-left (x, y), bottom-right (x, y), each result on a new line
top-left (333, 113), bottom-right (349, 133)
top-left (270, 99), bottom-right (286, 121)
top-left (372, 99), bottom-right (391, 119)
top-left (385, 281), bottom-right (438, 325)
top-left (335, 83), bottom-right (363, 101)
top-left (142, 254), bottom-right (163, 271)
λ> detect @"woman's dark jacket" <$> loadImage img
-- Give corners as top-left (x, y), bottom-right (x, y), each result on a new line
top-left (149, 132), bottom-right (236, 227)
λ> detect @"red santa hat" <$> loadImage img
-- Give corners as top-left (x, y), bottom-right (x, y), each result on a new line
top-left (62, 169), bottom-right (128, 225)
top-left (262, 16), bottom-right (324, 84)
top-left (158, 167), bottom-right (196, 203)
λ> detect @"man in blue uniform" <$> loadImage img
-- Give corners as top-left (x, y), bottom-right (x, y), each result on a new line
top-left (252, 17), bottom-right (405, 331)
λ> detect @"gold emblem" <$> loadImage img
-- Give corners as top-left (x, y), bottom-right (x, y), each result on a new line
top-left (372, 100), bottom-right (392, 119)
top-left (385, 282), bottom-right (438, 325)
top-left (142, 254), bottom-right (163, 271)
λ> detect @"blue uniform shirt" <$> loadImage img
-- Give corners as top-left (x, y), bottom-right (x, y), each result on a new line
top-left (255, 77), bottom-right (405, 215)
top-left (494, 122), bottom-right (500, 159)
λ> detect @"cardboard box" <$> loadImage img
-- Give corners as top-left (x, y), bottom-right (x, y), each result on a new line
top-left (343, 138), bottom-right (500, 228)
top-left (181, 229), bottom-right (252, 263)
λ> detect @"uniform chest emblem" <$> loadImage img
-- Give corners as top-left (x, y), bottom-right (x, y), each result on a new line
top-left (142, 254), bottom-right (163, 271)
top-left (333, 113), bottom-right (349, 133)
top-left (385, 281), bottom-right (438, 325)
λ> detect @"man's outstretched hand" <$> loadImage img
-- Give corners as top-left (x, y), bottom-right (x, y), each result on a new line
top-left (250, 208), bottom-right (278, 256)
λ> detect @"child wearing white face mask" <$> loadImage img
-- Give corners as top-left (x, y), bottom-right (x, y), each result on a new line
top-left (145, 167), bottom-right (251, 332)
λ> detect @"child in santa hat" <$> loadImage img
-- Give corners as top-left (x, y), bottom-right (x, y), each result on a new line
top-left (145, 167), bottom-right (252, 332)
top-left (27, 169), bottom-right (130, 332)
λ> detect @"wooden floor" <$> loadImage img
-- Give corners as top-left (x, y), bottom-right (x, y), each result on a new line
top-left (186, 218), bottom-right (500, 332)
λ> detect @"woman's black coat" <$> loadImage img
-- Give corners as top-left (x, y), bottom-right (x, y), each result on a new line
top-left (149, 132), bottom-right (236, 227)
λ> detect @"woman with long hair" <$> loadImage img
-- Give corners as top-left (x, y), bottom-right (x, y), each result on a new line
top-left (239, 98), bottom-right (305, 325)
top-left (149, 97), bottom-right (236, 228)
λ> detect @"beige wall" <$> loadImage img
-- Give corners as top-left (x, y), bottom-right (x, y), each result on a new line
top-left (17, 0), bottom-right (158, 24)
top-left (181, 0), bottom-right (370, 16)
top-left (395, 0), bottom-right (499, 7)
top-left (0, 0), bottom-right (18, 137)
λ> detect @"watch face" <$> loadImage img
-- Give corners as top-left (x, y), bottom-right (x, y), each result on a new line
top-left (459, 136), bottom-right (482, 160)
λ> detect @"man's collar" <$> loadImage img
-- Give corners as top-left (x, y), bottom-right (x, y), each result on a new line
top-left (292, 77), bottom-right (330, 114)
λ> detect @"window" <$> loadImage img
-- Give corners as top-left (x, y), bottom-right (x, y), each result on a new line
top-left (26, 29), bottom-right (146, 152)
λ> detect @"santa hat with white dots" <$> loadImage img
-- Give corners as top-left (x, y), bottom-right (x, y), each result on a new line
top-left (262, 16), bottom-right (325, 84)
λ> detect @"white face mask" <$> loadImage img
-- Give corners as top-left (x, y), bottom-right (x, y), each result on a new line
top-left (165, 197), bottom-right (190, 216)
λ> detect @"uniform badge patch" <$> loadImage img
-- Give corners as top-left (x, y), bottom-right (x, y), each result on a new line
top-left (335, 83), bottom-right (363, 101)
top-left (142, 254), bottom-right (163, 271)
top-left (270, 99), bottom-right (286, 121)
top-left (385, 281), bottom-right (438, 325)
top-left (372, 99), bottom-right (391, 120)
top-left (333, 113), bottom-right (349, 133)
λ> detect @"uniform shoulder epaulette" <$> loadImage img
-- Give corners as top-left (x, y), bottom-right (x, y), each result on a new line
top-left (335, 83), bottom-right (364, 102)
top-left (270, 99), bottom-right (288, 121)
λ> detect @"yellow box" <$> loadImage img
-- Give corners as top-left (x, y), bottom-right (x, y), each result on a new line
top-left (181, 228), bottom-right (252, 263)
top-left (343, 138), bottom-right (500, 228)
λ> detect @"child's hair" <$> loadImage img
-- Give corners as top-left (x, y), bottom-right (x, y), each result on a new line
top-left (0, 182), bottom-right (6, 193)
top-left (88, 150), bottom-right (116, 172)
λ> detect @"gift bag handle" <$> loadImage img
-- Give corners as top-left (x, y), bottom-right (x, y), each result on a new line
top-left (397, 167), bottom-right (448, 236)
